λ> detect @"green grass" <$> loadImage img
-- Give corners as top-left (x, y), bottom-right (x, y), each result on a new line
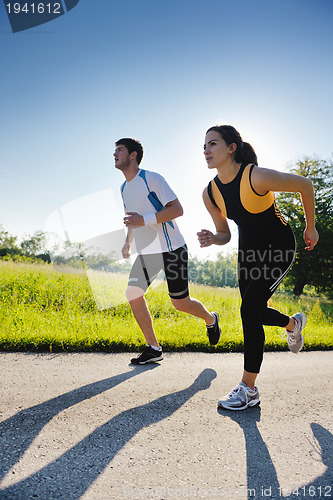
top-left (0, 260), bottom-right (332, 352)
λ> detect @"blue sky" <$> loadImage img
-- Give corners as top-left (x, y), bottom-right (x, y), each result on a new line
top-left (1, 0), bottom-right (332, 259)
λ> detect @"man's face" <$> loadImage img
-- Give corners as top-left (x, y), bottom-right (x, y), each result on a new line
top-left (114, 144), bottom-right (131, 171)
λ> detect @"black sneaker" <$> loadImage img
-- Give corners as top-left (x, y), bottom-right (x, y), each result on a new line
top-left (206, 312), bottom-right (221, 345)
top-left (130, 345), bottom-right (163, 365)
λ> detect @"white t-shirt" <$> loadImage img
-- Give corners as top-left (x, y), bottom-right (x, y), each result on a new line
top-left (121, 169), bottom-right (186, 254)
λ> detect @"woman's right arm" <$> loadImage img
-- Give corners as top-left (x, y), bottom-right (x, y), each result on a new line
top-left (197, 187), bottom-right (231, 247)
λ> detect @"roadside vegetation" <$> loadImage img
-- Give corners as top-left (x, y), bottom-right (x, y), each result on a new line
top-left (0, 260), bottom-right (332, 353)
top-left (1, 155), bottom-right (332, 352)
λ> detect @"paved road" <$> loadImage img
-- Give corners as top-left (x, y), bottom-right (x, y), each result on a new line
top-left (0, 351), bottom-right (332, 499)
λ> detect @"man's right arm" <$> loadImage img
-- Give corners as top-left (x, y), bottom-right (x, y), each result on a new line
top-left (122, 228), bottom-right (133, 259)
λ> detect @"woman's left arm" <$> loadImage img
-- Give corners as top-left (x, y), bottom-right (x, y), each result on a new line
top-left (251, 167), bottom-right (319, 250)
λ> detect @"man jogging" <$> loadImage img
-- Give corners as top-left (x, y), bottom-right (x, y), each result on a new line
top-left (114, 137), bottom-right (220, 364)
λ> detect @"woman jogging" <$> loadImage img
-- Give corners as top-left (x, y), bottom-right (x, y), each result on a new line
top-left (198, 125), bottom-right (318, 410)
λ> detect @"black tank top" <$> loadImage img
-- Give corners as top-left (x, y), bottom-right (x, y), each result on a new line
top-left (207, 163), bottom-right (291, 245)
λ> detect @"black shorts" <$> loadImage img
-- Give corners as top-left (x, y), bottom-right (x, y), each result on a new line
top-left (128, 245), bottom-right (189, 300)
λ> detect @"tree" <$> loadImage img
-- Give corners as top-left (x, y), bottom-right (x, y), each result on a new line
top-left (276, 156), bottom-right (333, 296)
top-left (188, 251), bottom-right (238, 288)
top-left (0, 225), bottom-right (18, 249)
top-left (20, 230), bottom-right (48, 256)
top-left (0, 225), bottom-right (21, 257)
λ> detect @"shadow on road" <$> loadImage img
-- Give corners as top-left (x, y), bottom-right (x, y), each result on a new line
top-left (0, 368), bottom-right (217, 499)
top-left (0, 363), bottom-right (157, 489)
top-left (218, 406), bottom-right (332, 498)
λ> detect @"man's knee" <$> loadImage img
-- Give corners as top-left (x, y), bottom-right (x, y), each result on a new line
top-left (171, 296), bottom-right (190, 312)
top-left (125, 286), bottom-right (145, 303)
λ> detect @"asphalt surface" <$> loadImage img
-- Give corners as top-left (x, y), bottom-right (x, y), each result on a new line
top-left (0, 351), bottom-right (332, 500)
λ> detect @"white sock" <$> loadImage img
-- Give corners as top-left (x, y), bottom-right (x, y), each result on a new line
top-left (206, 314), bottom-right (216, 327)
top-left (149, 344), bottom-right (161, 351)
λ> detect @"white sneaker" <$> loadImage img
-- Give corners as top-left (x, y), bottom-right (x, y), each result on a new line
top-left (218, 382), bottom-right (260, 410)
top-left (282, 312), bottom-right (306, 354)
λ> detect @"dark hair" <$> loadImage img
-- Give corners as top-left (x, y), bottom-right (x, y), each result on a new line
top-left (206, 125), bottom-right (258, 166)
top-left (115, 138), bottom-right (144, 165)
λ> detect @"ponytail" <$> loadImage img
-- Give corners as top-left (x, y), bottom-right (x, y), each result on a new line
top-left (236, 141), bottom-right (258, 166)
top-left (206, 125), bottom-right (258, 165)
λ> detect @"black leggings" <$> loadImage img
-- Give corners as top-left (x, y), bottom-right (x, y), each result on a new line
top-left (238, 232), bottom-right (296, 373)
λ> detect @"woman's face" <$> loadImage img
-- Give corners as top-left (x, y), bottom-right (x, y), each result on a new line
top-left (204, 130), bottom-right (234, 169)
